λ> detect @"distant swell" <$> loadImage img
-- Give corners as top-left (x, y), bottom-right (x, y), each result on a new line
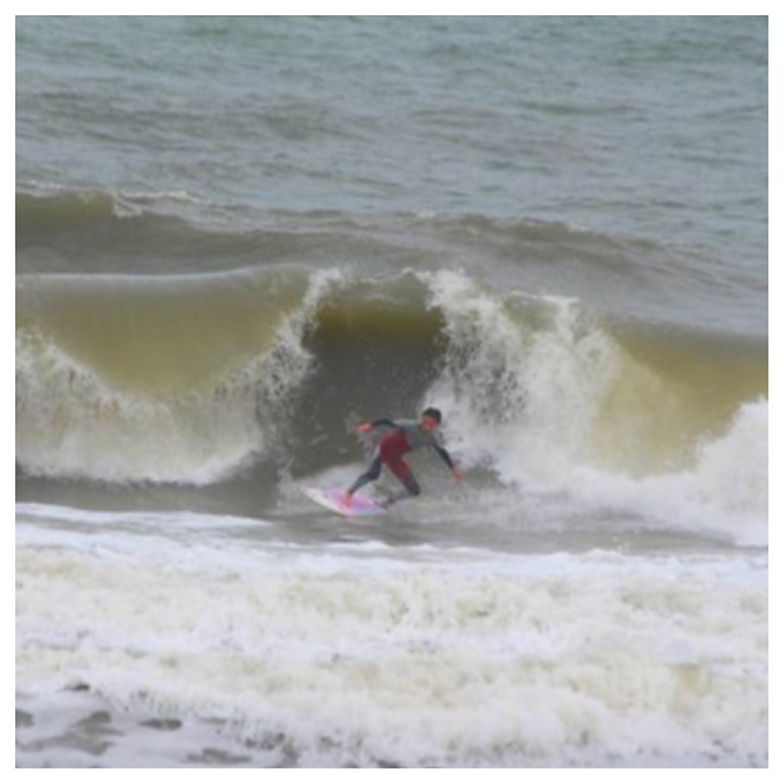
top-left (17, 187), bottom-right (766, 339)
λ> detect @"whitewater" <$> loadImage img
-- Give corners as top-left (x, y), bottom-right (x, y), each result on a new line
top-left (16, 500), bottom-right (768, 768)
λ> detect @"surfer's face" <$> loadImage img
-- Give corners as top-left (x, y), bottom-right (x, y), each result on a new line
top-left (420, 415), bottom-right (440, 433)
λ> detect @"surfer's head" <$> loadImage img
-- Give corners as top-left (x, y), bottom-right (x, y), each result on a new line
top-left (420, 407), bottom-right (442, 432)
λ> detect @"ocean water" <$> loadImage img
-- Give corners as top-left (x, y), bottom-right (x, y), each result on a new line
top-left (15, 16), bottom-right (768, 768)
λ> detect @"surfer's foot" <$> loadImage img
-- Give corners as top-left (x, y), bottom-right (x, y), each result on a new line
top-left (341, 492), bottom-right (353, 507)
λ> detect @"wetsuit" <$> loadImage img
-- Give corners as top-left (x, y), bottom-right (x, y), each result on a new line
top-left (347, 418), bottom-right (456, 503)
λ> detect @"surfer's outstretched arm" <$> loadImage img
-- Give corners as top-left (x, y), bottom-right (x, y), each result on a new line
top-left (355, 419), bottom-right (398, 435)
top-left (434, 445), bottom-right (454, 469)
top-left (433, 443), bottom-right (465, 481)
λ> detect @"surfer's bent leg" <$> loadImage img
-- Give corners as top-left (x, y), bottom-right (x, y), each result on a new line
top-left (381, 446), bottom-right (421, 505)
top-left (382, 470), bottom-right (421, 507)
top-left (376, 430), bottom-right (421, 505)
top-left (346, 453), bottom-right (383, 498)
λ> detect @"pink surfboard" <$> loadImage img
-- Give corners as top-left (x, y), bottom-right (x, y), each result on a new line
top-left (302, 487), bottom-right (386, 518)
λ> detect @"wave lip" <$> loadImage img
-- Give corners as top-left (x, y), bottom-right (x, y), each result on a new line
top-left (16, 268), bottom-right (338, 484)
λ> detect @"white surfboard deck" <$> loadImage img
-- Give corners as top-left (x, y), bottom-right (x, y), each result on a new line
top-left (302, 487), bottom-right (386, 518)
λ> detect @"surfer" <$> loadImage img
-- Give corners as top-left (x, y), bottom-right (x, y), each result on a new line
top-left (342, 407), bottom-right (464, 508)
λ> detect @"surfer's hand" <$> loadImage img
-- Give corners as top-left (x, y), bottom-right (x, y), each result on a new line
top-left (355, 422), bottom-right (373, 435)
top-left (452, 467), bottom-right (465, 481)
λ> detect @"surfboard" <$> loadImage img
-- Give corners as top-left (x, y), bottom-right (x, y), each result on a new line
top-left (302, 487), bottom-right (386, 518)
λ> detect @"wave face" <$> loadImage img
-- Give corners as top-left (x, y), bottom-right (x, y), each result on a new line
top-left (16, 189), bottom-right (767, 547)
top-left (16, 259), bottom-right (767, 545)
top-left (16, 267), bottom-right (333, 483)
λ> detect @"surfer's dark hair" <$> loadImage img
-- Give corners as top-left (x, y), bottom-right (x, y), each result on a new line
top-left (422, 407), bottom-right (442, 423)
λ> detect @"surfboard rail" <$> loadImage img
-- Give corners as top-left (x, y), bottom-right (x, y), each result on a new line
top-left (302, 487), bottom-right (386, 518)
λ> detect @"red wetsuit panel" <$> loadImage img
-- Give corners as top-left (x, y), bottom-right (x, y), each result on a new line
top-left (378, 429), bottom-right (413, 483)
